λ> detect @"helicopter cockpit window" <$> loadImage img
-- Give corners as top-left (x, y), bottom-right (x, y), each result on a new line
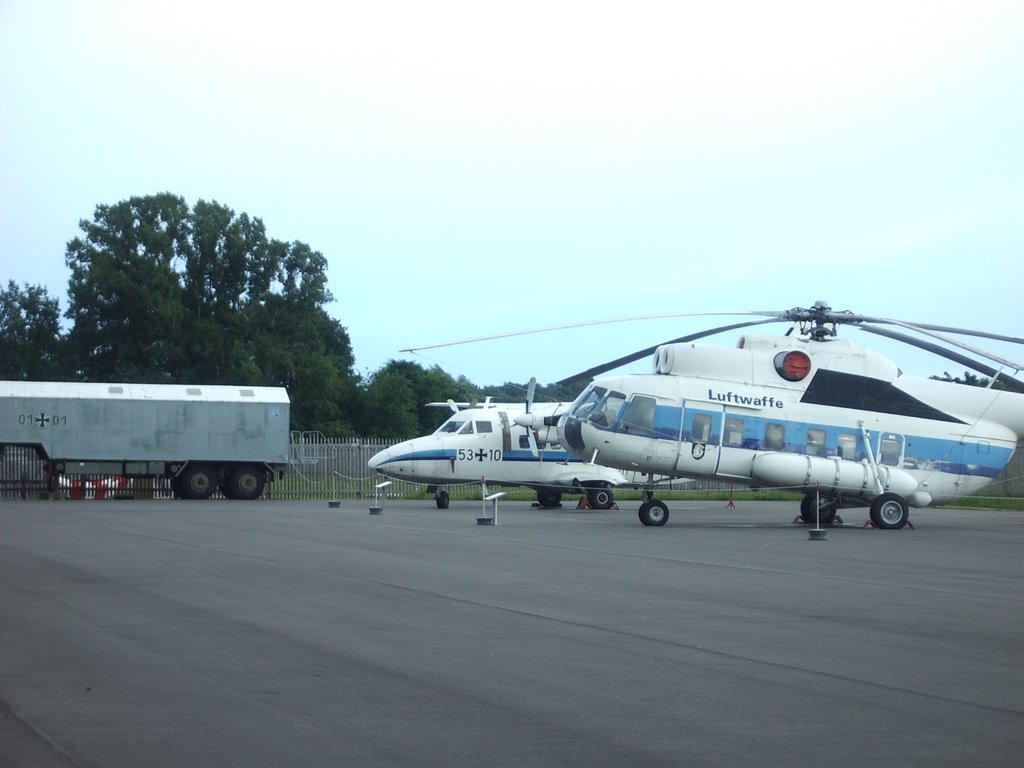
top-left (618, 395), bottom-right (656, 435)
top-left (590, 390), bottom-right (627, 427)
top-left (570, 386), bottom-right (605, 420)
top-left (690, 413), bottom-right (713, 443)
top-left (879, 435), bottom-right (903, 466)
top-left (475, 421), bottom-right (493, 433)
top-left (437, 418), bottom-right (468, 434)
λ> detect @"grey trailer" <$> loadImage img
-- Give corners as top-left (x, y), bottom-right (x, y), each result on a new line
top-left (0, 380), bottom-right (290, 499)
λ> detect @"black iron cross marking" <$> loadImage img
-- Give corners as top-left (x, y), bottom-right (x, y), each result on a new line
top-left (34, 413), bottom-right (50, 427)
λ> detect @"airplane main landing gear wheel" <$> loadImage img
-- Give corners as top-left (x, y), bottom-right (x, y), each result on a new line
top-left (536, 490), bottom-right (562, 508)
top-left (638, 499), bottom-right (669, 526)
top-left (435, 490), bottom-right (450, 509)
top-left (586, 487), bottom-right (614, 510)
top-left (869, 492), bottom-right (909, 529)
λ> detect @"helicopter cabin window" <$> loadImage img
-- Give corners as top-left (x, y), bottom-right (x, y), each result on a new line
top-left (837, 433), bottom-right (857, 460)
top-left (690, 413), bottom-right (713, 443)
top-left (618, 396), bottom-right (656, 436)
top-left (475, 421), bottom-right (493, 434)
top-left (879, 434), bottom-right (903, 466)
top-left (806, 429), bottom-right (826, 457)
top-left (724, 417), bottom-right (744, 447)
top-left (764, 423), bottom-right (785, 452)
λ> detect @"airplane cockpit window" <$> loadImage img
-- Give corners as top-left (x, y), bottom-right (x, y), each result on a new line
top-left (437, 418), bottom-right (468, 434)
top-left (475, 421), bottom-right (493, 433)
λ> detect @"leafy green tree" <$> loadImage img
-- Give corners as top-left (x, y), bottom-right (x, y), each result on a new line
top-left (65, 193), bottom-right (188, 381)
top-left (63, 193), bottom-right (360, 431)
top-left (0, 281), bottom-right (66, 379)
top-left (356, 361), bottom-right (478, 437)
top-left (358, 370), bottom-right (421, 438)
top-left (931, 370), bottom-right (1008, 389)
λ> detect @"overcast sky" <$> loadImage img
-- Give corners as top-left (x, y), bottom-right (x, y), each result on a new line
top-left (2, 0), bottom-right (1022, 388)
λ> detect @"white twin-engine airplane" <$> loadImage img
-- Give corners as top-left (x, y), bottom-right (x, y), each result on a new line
top-left (367, 398), bottom-right (639, 509)
top-left (531, 304), bottom-right (1024, 528)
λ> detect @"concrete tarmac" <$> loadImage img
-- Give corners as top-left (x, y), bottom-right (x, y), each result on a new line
top-left (1, 496), bottom-right (1022, 767)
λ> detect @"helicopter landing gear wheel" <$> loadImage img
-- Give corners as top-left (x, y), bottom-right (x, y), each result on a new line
top-left (435, 490), bottom-right (450, 509)
top-left (869, 492), bottom-right (909, 529)
top-left (800, 493), bottom-right (837, 525)
top-left (638, 499), bottom-right (669, 526)
top-left (586, 487), bottom-right (614, 510)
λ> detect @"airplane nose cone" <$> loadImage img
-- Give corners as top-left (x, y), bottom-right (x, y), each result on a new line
top-left (367, 447), bottom-right (389, 470)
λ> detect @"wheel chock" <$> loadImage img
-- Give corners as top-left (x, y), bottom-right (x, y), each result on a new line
top-left (862, 520), bottom-right (915, 530)
top-left (576, 497), bottom-right (619, 510)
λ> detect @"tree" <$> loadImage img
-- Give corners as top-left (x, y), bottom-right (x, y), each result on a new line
top-left (64, 193), bottom-right (189, 381)
top-left (63, 193), bottom-right (360, 430)
top-left (356, 361), bottom-right (478, 437)
top-left (359, 370), bottom-right (420, 438)
top-left (0, 281), bottom-right (66, 380)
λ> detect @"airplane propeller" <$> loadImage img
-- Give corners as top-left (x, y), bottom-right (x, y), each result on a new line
top-left (523, 376), bottom-right (539, 456)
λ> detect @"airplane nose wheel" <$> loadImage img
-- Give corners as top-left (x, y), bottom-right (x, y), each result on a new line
top-left (638, 499), bottom-right (669, 526)
top-left (435, 490), bottom-right (450, 509)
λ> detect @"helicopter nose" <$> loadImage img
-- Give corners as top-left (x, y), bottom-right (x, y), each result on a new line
top-left (560, 416), bottom-right (587, 454)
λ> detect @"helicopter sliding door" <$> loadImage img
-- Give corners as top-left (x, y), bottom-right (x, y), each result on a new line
top-left (675, 402), bottom-right (724, 477)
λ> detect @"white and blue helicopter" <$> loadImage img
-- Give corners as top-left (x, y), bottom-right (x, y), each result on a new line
top-left (367, 390), bottom-right (649, 509)
top-left (506, 302), bottom-right (1024, 528)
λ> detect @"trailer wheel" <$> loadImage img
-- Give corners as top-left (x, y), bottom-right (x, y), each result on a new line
top-left (179, 465), bottom-right (216, 500)
top-left (226, 465), bottom-right (266, 500)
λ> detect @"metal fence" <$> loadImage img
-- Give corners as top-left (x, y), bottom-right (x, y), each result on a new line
top-left (279, 432), bottom-right (414, 500)
top-left (2, 435), bottom-right (1023, 501)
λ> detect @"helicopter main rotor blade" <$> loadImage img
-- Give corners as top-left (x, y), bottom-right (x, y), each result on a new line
top-left (860, 321), bottom-right (1024, 372)
top-left (759, 305), bottom-right (1024, 346)
top-left (857, 325), bottom-right (1024, 393)
top-left (556, 319), bottom-right (780, 386)
top-left (399, 311), bottom-right (769, 353)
